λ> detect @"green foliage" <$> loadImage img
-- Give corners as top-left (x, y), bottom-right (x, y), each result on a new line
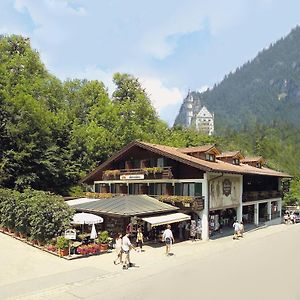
top-left (56, 236), bottom-right (70, 250)
top-left (0, 188), bottom-right (74, 243)
top-left (98, 230), bottom-right (109, 244)
top-left (0, 34), bottom-right (295, 196)
top-left (0, 188), bottom-right (17, 229)
top-left (283, 179), bottom-right (300, 205)
top-left (28, 191), bottom-right (74, 243)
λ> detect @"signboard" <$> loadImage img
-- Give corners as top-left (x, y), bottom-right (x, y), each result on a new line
top-left (120, 174), bottom-right (144, 180)
top-left (64, 229), bottom-right (76, 240)
top-left (192, 197), bottom-right (204, 211)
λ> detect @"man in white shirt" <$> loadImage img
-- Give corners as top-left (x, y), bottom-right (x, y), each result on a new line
top-left (121, 233), bottom-right (136, 269)
top-left (162, 224), bottom-right (174, 256)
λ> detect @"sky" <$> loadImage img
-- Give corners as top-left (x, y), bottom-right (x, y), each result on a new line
top-left (1, 0), bottom-right (300, 126)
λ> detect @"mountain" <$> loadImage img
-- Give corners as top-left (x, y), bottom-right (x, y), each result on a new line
top-left (174, 26), bottom-right (300, 133)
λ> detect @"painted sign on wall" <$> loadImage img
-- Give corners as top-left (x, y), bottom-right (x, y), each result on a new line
top-left (210, 177), bottom-right (240, 210)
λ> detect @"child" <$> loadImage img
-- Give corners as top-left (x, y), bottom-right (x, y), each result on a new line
top-left (113, 233), bottom-right (123, 265)
top-left (136, 228), bottom-right (144, 251)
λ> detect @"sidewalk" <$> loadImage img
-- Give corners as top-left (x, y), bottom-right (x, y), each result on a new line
top-left (0, 223), bottom-right (294, 299)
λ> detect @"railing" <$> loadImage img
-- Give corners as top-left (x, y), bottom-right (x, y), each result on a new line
top-left (242, 190), bottom-right (282, 202)
top-left (102, 167), bottom-right (174, 180)
top-left (153, 195), bottom-right (204, 211)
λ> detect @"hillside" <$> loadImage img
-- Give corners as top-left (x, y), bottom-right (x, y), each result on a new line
top-left (174, 26), bottom-right (300, 132)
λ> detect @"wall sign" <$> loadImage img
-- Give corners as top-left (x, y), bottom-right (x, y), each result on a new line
top-left (120, 174), bottom-right (144, 180)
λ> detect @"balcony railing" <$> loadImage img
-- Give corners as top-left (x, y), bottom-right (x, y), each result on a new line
top-left (102, 167), bottom-right (174, 180)
top-left (154, 195), bottom-right (204, 211)
top-left (242, 190), bottom-right (282, 202)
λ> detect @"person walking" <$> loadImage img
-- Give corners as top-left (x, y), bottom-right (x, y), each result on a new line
top-left (196, 219), bottom-right (202, 240)
top-left (162, 224), bottom-right (174, 256)
top-left (121, 233), bottom-right (136, 269)
top-left (238, 221), bottom-right (244, 238)
top-left (233, 219), bottom-right (240, 240)
top-left (113, 233), bottom-right (123, 265)
top-left (136, 228), bottom-right (144, 252)
top-left (190, 220), bottom-right (196, 242)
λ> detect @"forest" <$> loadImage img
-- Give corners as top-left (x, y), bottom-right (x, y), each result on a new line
top-left (0, 35), bottom-right (299, 204)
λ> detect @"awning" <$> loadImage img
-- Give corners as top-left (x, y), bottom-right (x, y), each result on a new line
top-left (142, 212), bottom-right (191, 227)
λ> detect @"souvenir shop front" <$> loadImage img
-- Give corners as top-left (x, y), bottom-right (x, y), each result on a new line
top-left (208, 175), bottom-right (241, 235)
top-left (209, 208), bottom-right (237, 234)
top-left (67, 195), bottom-right (192, 243)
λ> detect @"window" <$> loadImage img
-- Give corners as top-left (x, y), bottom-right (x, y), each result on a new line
top-left (233, 158), bottom-right (240, 165)
top-left (205, 153), bottom-right (215, 162)
top-left (95, 183), bottom-right (101, 193)
top-left (157, 157), bottom-right (164, 168)
top-left (174, 183), bottom-right (202, 196)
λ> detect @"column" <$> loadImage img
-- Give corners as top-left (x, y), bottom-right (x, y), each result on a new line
top-left (278, 199), bottom-right (282, 218)
top-left (237, 175), bottom-right (243, 222)
top-left (267, 201), bottom-right (272, 221)
top-left (201, 174), bottom-right (209, 241)
top-left (254, 203), bottom-right (259, 226)
top-left (236, 204), bottom-right (242, 222)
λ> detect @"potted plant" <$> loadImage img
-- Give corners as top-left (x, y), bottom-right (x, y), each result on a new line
top-left (98, 231), bottom-right (109, 252)
top-left (56, 236), bottom-right (70, 256)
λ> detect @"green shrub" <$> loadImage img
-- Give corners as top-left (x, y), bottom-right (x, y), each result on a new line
top-left (98, 231), bottom-right (109, 244)
top-left (56, 236), bottom-right (69, 249)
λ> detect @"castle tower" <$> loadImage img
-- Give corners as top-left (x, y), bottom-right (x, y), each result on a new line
top-left (185, 91), bottom-right (194, 127)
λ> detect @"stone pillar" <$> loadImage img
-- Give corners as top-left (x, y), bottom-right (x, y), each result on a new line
top-left (201, 174), bottom-right (209, 241)
top-left (236, 204), bottom-right (242, 222)
top-left (278, 199), bottom-right (282, 218)
top-left (238, 175), bottom-right (243, 222)
top-left (254, 203), bottom-right (259, 226)
top-left (267, 201), bottom-right (272, 221)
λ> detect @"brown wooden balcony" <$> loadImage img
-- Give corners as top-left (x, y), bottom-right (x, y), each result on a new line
top-left (102, 167), bottom-right (174, 180)
top-left (242, 190), bottom-right (282, 202)
top-left (155, 195), bottom-right (204, 211)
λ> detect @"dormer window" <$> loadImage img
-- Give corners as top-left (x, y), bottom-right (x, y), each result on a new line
top-left (205, 153), bottom-right (215, 162)
top-left (233, 158), bottom-right (240, 165)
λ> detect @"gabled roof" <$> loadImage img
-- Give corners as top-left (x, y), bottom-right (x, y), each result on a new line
top-left (67, 195), bottom-right (179, 217)
top-left (81, 140), bottom-right (291, 184)
top-left (178, 144), bottom-right (221, 155)
top-left (241, 156), bottom-right (265, 163)
top-left (217, 151), bottom-right (244, 160)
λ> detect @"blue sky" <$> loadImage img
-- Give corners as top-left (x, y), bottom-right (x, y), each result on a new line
top-left (1, 0), bottom-right (300, 125)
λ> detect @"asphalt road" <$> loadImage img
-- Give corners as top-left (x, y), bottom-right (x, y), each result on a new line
top-left (1, 224), bottom-right (300, 300)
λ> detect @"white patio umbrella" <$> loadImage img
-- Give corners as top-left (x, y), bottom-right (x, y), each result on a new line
top-left (71, 212), bottom-right (104, 225)
top-left (90, 223), bottom-right (98, 240)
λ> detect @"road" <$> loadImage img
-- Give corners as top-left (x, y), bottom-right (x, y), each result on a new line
top-left (1, 224), bottom-right (300, 300)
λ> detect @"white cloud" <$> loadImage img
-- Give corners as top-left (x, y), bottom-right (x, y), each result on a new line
top-left (141, 77), bottom-right (183, 112)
